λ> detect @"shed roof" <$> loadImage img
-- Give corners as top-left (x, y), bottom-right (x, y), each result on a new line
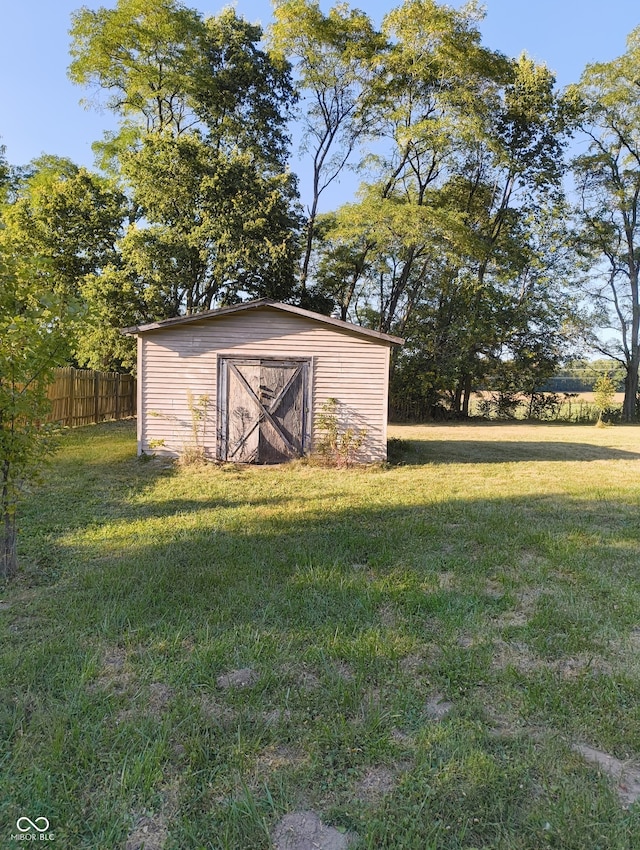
top-left (121, 298), bottom-right (404, 346)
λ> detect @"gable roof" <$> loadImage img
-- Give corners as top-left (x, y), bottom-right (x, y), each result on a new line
top-left (121, 298), bottom-right (404, 346)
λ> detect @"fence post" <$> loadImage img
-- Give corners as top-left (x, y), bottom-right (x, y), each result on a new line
top-left (68, 370), bottom-right (75, 428)
top-left (115, 373), bottom-right (120, 421)
top-left (94, 372), bottom-right (100, 424)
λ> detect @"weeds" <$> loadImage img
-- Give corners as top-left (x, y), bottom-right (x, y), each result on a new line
top-left (314, 398), bottom-right (367, 467)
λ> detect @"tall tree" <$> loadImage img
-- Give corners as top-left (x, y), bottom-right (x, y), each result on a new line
top-left (313, 3), bottom-right (572, 416)
top-left (69, 0), bottom-right (301, 360)
top-left (426, 54), bottom-right (570, 415)
top-left (324, 0), bottom-right (514, 336)
top-left (569, 28), bottom-right (640, 421)
top-left (269, 0), bottom-right (382, 301)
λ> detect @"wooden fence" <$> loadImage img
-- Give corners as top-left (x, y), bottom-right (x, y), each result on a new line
top-left (388, 396), bottom-right (434, 423)
top-left (47, 367), bottom-right (136, 427)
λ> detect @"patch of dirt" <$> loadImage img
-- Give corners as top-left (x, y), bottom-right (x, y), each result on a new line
top-left (518, 551), bottom-right (549, 571)
top-left (261, 708), bottom-right (292, 725)
top-left (484, 580), bottom-right (505, 600)
top-left (492, 587), bottom-right (544, 629)
top-left (390, 727), bottom-right (415, 746)
top-left (147, 683), bottom-right (175, 717)
top-left (377, 603), bottom-right (398, 628)
top-left (88, 647), bottom-right (133, 695)
top-left (424, 694), bottom-right (453, 721)
top-left (171, 741), bottom-right (187, 760)
top-left (298, 670), bottom-right (321, 690)
top-left (491, 640), bottom-right (540, 674)
top-left (496, 611), bottom-right (530, 628)
top-left (573, 744), bottom-right (640, 808)
top-left (255, 744), bottom-right (308, 773)
top-left (353, 767), bottom-right (396, 803)
top-left (125, 813), bottom-right (168, 850)
top-left (199, 695), bottom-right (237, 725)
top-left (438, 572), bottom-right (456, 590)
top-left (332, 661), bottom-right (355, 682)
top-left (399, 654), bottom-right (425, 675)
top-left (280, 663), bottom-right (321, 692)
top-left (216, 667), bottom-right (259, 689)
top-left (628, 628), bottom-right (640, 650)
top-left (272, 811), bottom-right (355, 850)
top-left (355, 687), bottom-right (382, 721)
top-left (103, 647), bottom-right (127, 670)
top-left (556, 655), bottom-right (612, 678)
top-left (491, 641), bottom-right (612, 678)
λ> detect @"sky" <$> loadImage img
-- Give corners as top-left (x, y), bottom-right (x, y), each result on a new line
top-left (1, 0), bottom-right (639, 204)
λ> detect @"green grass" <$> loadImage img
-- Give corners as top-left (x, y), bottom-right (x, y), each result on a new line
top-left (2, 419), bottom-right (640, 849)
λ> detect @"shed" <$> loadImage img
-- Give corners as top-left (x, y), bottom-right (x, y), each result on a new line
top-left (122, 299), bottom-right (403, 463)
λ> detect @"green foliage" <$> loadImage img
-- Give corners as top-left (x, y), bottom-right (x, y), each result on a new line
top-left (307, 4), bottom-right (574, 418)
top-left (314, 397), bottom-right (367, 466)
top-left (67, 0), bottom-right (302, 368)
top-left (593, 373), bottom-right (618, 424)
top-left (70, 2), bottom-right (294, 164)
top-left (1, 157), bottom-right (128, 372)
top-left (269, 0), bottom-right (383, 294)
top-left (0, 182), bottom-right (80, 576)
top-left (569, 28), bottom-right (640, 421)
top-left (4, 156), bottom-right (125, 298)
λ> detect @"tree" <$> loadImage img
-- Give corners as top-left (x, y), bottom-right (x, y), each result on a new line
top-left (269, 0), bottom-right (382, 301)
top-left (4, 156), bottom-right (125, 299)
top-left (1, 156), bottom-right (127, 370)
top-left (311, 2), bottom-right (572, 417)
top-left (569, 28), bottom-right (640, 421)
top-left (593, 373), bottom-right (617, 423)
top-left (68, 0), bottom-right (302, 363)
top-left (0, 151), bottom-right (79, 577)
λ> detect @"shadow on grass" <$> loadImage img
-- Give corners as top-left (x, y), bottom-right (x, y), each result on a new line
top-left (17, 421), bottom-right (296, 585)
top-left (6, 420), bottom-right (640, 850)
top-left (388, 437), bottom-right (640, 465)
top-left (28, 484), bottom-right (640, 647)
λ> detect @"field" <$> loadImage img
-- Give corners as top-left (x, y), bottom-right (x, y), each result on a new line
top-left (469, 392), bottom-right (627, 422)
top-left (2, 420), bottom-right (640, 849)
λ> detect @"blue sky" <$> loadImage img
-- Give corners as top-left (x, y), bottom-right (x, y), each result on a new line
top-left (1, 0), bottom-right (638, 200)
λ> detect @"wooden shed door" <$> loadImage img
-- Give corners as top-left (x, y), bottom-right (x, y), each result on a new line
top-left (219, 358), bottom-right (310, 463)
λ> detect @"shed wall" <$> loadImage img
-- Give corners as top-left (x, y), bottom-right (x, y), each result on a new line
top-left (138, 308), bottom-right (391, 461)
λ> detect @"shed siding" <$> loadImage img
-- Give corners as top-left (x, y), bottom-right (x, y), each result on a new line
top-left (139, 308), bottom-right (391, 461)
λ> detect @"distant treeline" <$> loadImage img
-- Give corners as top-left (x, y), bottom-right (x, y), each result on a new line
top-left (541, 377), bottom-right (623, 393)
top-left (542, 360), bottom-right (626, 393)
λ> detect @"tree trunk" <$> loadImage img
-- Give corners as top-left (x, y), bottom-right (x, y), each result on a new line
top-left (461, 373), bottom-right (473, 418)
top-left (452, 379), bottom-right (464, 416)
top-left (622, 354), bottom-right (639, 422)
top-left (1, 507), bottom-right (17, 579)
top-left (622, 240), bottom-right (639, 422)
top-left (1, 458), bottom-right (17, 578)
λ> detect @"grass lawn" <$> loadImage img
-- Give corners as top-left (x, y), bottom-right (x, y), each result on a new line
top-left (2, 419), bottom-right (640, 849)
